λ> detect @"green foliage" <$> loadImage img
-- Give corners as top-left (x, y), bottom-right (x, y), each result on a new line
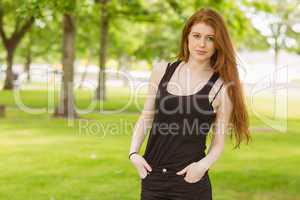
top-left (49, 0), bottom-right (77, 13)
top-left (2, 0), bottom-right (296, 68)
top-left (241, 0), bottom-right (300, 53)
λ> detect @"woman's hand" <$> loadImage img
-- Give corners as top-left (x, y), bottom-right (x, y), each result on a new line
top-left (130, 153), bottom-right (152, 179)
top-left (176, 161), bottom-right (209, 183)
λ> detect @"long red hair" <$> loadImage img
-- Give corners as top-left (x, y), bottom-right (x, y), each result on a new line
top-left (177, 7), bottom-right (251, 148)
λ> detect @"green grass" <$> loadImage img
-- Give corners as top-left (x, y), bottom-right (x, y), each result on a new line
top-left (0, 87), bottom-right (299, 200)
top-left (0, 87), bottom-right (146, 112)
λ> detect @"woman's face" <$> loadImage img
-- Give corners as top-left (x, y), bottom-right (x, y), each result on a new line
top-left (187, 22), bottom-right (216, 62)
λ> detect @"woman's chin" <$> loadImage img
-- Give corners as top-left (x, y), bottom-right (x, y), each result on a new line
top-left (192, 54), bottom-right (210, 62)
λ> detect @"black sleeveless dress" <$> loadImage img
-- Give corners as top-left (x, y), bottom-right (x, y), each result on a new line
top-left (140, 60), bottom-right (222, 200)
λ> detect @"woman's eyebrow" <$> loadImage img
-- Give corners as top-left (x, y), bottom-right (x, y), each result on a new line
top-left (191, 32), bottom-right (215, 36)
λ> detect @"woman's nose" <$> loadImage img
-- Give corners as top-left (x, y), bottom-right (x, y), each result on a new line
top-left (199, 38), bottom-right (206, 47)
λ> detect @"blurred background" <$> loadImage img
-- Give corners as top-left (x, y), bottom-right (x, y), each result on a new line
top-left (0, 0), bottom-right (299, 199)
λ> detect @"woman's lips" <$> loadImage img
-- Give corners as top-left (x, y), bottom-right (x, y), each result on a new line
top-left (195, 50), bottom-right (207, 55)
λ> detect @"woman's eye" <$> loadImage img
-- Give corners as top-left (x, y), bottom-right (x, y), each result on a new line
top-left (193, 35), bottom-right (200, 38)
top-left (207, 37), bottom-right (214, 41)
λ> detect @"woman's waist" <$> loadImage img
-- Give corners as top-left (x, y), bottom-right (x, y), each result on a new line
top-left (147, 157), bottom-right (206, 173)
top-left (148, 165), bottom-right (209, 177)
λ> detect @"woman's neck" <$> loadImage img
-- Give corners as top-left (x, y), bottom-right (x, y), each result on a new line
top-left (183, 57), bottom-right (212, 72)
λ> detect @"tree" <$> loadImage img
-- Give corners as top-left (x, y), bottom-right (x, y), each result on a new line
top-left (95, 0), bottom-right (109, 101)
top-left (0, 0), bottom-right (35, 89)
top-left (18, 14), bottom-right (61, 83)
top-left (53, 0), bottom-right (77, 118)
top-left (93, 0), bottom-right (161, 101)
top-left (242, 0), bottom-right (300, 117)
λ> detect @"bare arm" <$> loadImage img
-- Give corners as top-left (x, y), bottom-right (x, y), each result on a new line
top-left (128, 62), bottom-right (168, 178)
top-left (129, 62), bottom-right (167, 154)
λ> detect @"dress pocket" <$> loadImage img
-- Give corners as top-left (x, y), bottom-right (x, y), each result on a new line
top-left (182, 173), bottom-right (207, 184)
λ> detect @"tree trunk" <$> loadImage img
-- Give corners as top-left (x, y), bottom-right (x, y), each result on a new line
top-left (118, 55), bottom-right (130, 87)
top-left (24, 32), bottom-right (32, 83)
top-left (79, 49), bottom-right (91, 89)
top-left (95, 0), bottom-right (109, 101)
top-left (0, 105), bottom-right (5, 118)
top-left (0, 15), bottom-right (34, 90)
top-left (54, 13), bottom-right (77, 119)
top-left (3, 48), bottom-right (14, 89)
top-left (273, 36), bottom-right (279, 119)
top-left (25, 44), bottom-right (32, 83)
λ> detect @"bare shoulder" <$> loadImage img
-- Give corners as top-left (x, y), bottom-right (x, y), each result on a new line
top-left (210, 76), bottom-right (225, 96)
top-left (149, 61), bottom-right (169, 86)
top-left (210, 76), bottom-right (231, 109)
top-left (217, 78), bottom-right (232, 108)
top-left (215, 76), bottom-right (225, 89)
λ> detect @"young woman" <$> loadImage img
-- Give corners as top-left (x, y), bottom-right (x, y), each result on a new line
top-left (128, 7), bottom-right (251, 200)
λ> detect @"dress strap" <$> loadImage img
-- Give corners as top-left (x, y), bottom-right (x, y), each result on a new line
top-left (210, 83), bottom-right (224, 105)
top-left (162, 60), bottom-right (181, 85)
top-left (166, 60), bottom-right (181, 79)
top-left (201, 71), bottom-right (220, 95)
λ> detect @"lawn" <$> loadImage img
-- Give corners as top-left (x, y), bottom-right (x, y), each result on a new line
top-left (0, 87), bottom-right (299, 200)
